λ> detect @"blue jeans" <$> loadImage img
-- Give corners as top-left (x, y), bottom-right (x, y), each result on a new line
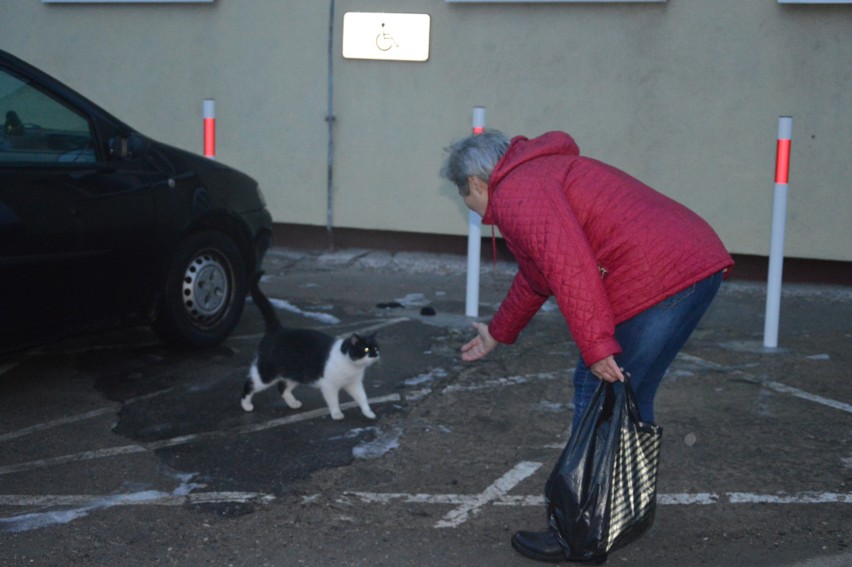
top-left (571, 271), bottom-right (723, 430)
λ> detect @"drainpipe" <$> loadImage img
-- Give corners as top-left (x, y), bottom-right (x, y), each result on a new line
top-left (326, 0), bottom-right (336, 248)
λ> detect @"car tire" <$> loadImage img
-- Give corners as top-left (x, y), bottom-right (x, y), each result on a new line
top-left (152, 230), bottom-right (248, 348)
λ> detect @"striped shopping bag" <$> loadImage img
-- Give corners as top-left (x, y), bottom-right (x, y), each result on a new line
top-left (546, 378), bottom-right (662, 563)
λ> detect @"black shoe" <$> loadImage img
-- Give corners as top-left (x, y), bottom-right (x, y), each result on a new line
top-left (511, 530), bottom-right (566, 563)
top-left (511, 530), bottom-right (609, 565)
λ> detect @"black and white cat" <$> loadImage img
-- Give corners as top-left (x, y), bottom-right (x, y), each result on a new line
top-left (241, 271), bottom-right (380, 420)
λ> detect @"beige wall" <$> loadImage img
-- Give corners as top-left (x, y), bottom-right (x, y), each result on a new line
top-left (2, 0), bottom-right (850, 261)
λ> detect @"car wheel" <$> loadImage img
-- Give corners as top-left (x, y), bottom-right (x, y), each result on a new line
top-left (152, 230), bottom-right (248, 348)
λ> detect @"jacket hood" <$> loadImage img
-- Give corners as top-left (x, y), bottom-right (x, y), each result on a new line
top-left (483, 131), bottom-right (580, 224)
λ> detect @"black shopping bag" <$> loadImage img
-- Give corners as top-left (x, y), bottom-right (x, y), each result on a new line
top-left (545, 378), bottom-right (662, 562)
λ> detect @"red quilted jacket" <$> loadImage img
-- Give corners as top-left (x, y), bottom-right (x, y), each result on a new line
top-left (483, 131), bottom-right (734, 366)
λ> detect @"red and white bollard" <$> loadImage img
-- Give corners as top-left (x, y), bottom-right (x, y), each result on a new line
top-left (203, 99), bottom-right (216, 159)
top-left (763, 116), bottom-right (793, 349)
top-left (465, 106), bottom-right (486, 318)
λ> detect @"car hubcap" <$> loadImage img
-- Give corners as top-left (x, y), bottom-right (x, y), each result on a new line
top-left (182, 252), bottom-right (230, 325)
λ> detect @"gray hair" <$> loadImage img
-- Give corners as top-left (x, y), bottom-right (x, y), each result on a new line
top-left (440, 130), bottom-right (510, 196)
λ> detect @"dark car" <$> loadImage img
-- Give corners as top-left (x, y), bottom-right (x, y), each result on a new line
top-left (0, 49), bottom-right (272, 353)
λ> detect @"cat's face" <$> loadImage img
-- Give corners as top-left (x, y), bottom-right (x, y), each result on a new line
top-left (346, 333), bottom-right (380, 365)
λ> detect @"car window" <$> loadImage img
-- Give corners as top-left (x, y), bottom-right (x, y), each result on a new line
top-left (0, 68), bottom-right (96, 164)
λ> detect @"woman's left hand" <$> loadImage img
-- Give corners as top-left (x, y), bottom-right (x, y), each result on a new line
top-left (590, 355), bottom-right (625, 383)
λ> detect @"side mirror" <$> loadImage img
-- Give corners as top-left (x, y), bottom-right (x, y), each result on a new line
top-left (4, 111), bottom-right (24, 136)
top-left (108, 131), bottom-right (150, 159)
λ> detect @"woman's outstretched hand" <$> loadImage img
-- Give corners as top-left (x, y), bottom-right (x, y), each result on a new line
top-left (461, 321), bottom-right (498, 361)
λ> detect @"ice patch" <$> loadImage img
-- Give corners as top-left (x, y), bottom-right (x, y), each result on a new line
top-left (404, 388), bottom-right (432, 402)
top-left (266, 297), bottom-right (341, 325)
top-left (395, 293), bottom-right (430, 308)
top-left (171, 473), bottom-right (203, 496)
top-left (0, 475), bottom-right (204, 533)
top-left (536, 400), bottom-right (565, 413)
top-left (352, 427), bottom-right (401, 459)
top-left (444, 371), bottom-right (561, 393)
top-left (405, 368), bottom-right (448, 387)
top-left (663, 368), bottom-right (696, 382)
top-left (0, 490), bottom-right (168, 533)
top-left (806, 353), bottom-right (831, 361)
top-left (329, 426), bottom-right (378, 442)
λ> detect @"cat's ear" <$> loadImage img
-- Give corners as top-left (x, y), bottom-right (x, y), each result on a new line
top-left (349, 334), bottom-right (361, 345)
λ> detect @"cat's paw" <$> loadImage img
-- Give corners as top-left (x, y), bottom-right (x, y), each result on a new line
top-left (241, 398), bottom-right (254, 412)
top-left (330, 410), bottom-right (345, 420)
top-left (283, 397), bottom-right (302, 409)
top-left (362, 409), bottom-right (377, 420)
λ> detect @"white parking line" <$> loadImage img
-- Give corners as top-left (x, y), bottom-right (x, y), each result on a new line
top-left (434, 461), bottom-right (542, 528)
top-left (439, 355), bottom-right (852, 419)
top-left (0, 407), bottom-right (116, 443)
top-left (676, 353), bottom-right (851, 414)
top-left (762, 380), bottom-right (852, 414)
top-left (344, 475), bottom-right (852, 528)
top-left (443, 371), bottom-right (562, 393)
top-left (0, 394), bottom-right (402, 476)
top-left (0, 444), bottom-right (149, 476)
top-left (536, 491), bottom-right (852, 506)
top-left (3, 483), bottom-right (848, 533)
top-left (0, 491), bottom-right (275, 533)
top-left (726, 492), bottom-right (851, 504)
top-left (3, 350), bottom-right (848, 535)
top-left (0, 491), bottom-right (275, 508)
top-left (341, 356), bottom-right (852, 528)
top-left (0, 362), bottom-right (21, 379)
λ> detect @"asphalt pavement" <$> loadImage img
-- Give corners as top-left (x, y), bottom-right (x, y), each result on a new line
top-left (0, 246), bottom-right (850, 566)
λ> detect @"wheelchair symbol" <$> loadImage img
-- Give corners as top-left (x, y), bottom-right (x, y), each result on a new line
top-left (376, 23), bottom-right (399, 52)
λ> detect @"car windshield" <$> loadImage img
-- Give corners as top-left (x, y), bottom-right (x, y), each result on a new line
top-left (0, 69), bottom-right (96, 164)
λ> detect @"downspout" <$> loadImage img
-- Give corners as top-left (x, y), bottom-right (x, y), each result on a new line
top-left (325, 0), bottom-right (336, 248)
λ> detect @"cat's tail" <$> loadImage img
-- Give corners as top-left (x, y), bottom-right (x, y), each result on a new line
top-left (250, 271), bottom-right (282, 333)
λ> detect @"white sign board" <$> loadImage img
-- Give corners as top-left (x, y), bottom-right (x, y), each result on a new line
top-left (342, 13), bottom-right (431, 62)
top-left (43, 1), bottom-right (213, 3)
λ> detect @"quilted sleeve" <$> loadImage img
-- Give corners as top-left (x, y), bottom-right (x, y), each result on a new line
top-left (497, 178), bottom-right (622, 366)
top-left (488, 270), bottom-right (548, 345)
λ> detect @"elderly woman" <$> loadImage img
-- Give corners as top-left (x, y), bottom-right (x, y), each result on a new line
top-left (440, 130), bottom-right (733, 563)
